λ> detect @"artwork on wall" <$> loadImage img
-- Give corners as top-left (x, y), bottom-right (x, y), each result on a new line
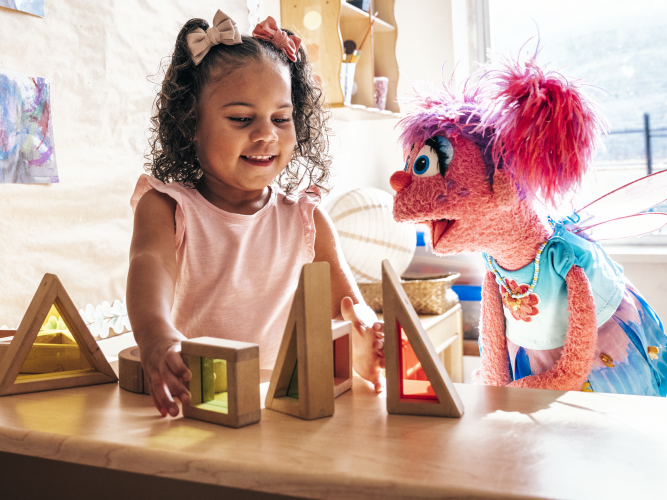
top-left (0, 68), bottom-right (58, 183)
top-left (0, 1), bottom-right (45, 18)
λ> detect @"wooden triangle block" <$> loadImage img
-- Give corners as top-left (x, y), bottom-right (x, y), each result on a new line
top-left (265, 262), bottom-right (335, 420)
top-left (382, 260), bottom-right (464, 418)
top-left (0, 274), bottom-right (118, 396)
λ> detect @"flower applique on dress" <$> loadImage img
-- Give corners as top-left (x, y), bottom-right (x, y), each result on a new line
top-left (500, 279), bottom-right (540, 322)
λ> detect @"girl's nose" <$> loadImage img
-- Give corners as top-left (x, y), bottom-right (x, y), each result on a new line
top-left (390, 171), bottom-right (412, 192)
top-left (250, 121), bottom-right (278, 142)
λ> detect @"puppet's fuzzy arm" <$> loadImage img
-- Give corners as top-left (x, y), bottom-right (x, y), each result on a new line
top-left (507, 266), bottom-right (598, 391)
top-left (472, 271), bottom-right (512, 386)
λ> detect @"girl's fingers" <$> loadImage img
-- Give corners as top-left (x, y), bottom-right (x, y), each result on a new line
top-left (340, 296), bottom-right (362, 328)
top-left (373, 339), bottom-right (384, 355)
top-left (150, 372), bottom-right (179, 417)
top-left (150, 391), bottom-right (168, 417)
top-left (166, 349), bottom-right (191, 381)
top-left (160, 364), bottom-right (191, 407)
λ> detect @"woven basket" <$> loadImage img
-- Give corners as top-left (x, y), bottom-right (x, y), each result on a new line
top-left (358, 273), bottom-right (460, 315)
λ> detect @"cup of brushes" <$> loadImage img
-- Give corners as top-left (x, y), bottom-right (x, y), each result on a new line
top-left (341, 11), bottom-right (377, 104)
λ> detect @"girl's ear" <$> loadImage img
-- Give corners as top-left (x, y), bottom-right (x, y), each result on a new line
top-left (492, 170), bottom-right (518, 207)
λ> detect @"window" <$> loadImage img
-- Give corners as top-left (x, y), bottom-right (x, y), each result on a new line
top-left (489, 0), bottom-right (667, 243)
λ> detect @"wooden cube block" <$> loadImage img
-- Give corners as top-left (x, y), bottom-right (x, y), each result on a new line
top-left (182, 337), bottom-right (260, 428)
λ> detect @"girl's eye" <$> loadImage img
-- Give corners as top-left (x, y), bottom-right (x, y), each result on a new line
top-left (413, 136), bottom-right (454, 177)
top-left (273, 118), bottom-right (291, 123)
top-left (229, 117), bottom-right (251, 123)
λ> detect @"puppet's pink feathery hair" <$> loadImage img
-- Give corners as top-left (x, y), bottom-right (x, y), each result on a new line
top-left (479, 56), bottom-right (608, 205)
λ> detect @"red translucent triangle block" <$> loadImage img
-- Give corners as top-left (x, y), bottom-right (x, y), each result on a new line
top-left (398, 322), bottom-right (439, 401)
top-left (382, 260), bottom-right (464, 418)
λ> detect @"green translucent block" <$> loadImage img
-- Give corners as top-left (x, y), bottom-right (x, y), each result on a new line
top-left (286, 361), bottom-right (299, 399)
top-left (198, 357), bottom-right (228, 414)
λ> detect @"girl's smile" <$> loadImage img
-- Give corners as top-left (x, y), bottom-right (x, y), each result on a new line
top-left (241, 155), bottom-right (277, 167)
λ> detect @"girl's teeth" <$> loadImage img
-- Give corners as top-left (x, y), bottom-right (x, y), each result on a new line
top-left (248, 156), bottom-right (272, 160)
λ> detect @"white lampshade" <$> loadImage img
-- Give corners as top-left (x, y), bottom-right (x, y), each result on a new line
top-left (324, 188), bottom-right (416, 283)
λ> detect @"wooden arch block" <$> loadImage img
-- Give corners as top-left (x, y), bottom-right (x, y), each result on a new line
top-left (382, 260), bottom-right (464, 418)
top-left (118, 346), bottom-right (151, 395)
top-left (0, 274), bottom-right (118, 396)
top-left (182, 337), bottom-right (261, 428)
top-left (265, 262), bottom-right (335, 420)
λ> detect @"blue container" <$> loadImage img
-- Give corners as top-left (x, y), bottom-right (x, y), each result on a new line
top-left (452, 286), bottom-right (482, 341)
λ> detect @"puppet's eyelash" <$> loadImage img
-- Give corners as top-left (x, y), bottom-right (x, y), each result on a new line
top-left (425, 136), bottom-right (454, 177)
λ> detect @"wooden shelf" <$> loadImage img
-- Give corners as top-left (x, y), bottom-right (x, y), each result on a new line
top-left (331, 103), bottom-right (402, 121)
top-left (340, 1), bottom-right (396, 32)
top-left (282, 0), bottom-right (400, 115)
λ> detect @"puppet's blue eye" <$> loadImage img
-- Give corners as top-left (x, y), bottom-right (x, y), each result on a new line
top-left (414, 155), bottom-right (430, 175)
top-left (413, 136), bottom-right (454, 177)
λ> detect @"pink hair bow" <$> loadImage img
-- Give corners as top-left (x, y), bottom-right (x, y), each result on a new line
top-left (252, 16), bottom-right (302, 62)
top-left (187, 10), bottom-right (242, 65)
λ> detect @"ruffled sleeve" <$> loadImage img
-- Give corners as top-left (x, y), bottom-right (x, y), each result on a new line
top-left (545, 236), bottom-right (575, 281)
top-left (297, 186), bottom-right (321, 263)
top-left (130, 174), bottom-right (187, 250)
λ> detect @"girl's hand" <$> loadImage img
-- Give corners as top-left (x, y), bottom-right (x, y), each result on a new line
top-left (341, 297), bottom-right (385, 392)
top-left (139, 334), bottom-right (192, 417)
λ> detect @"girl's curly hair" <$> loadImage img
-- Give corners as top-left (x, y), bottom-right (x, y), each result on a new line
top-left (146, 18), bottom-right (332, 196)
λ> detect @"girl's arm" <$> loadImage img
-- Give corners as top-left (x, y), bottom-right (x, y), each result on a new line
top-left (507, 266), bottom-right (598, 390)
top-left (312, 207), bottom-right (385, 392)
top-left (126, 189), bottom-right (191, 417)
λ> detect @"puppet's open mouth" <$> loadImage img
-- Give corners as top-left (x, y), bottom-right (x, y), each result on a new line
top-left (431, 219), bottom-right (454, 247)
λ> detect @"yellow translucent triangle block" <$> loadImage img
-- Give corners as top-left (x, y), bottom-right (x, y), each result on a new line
top-left (0, 274), bottom-right (117, 396)
top-left (16, 315), bottom-right (93, 378)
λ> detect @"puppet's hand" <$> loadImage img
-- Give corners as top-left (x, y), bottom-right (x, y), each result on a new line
top-left (139, 332), bottom-right (191, 417)
top-left (341, 297), bottom-right (385, 392)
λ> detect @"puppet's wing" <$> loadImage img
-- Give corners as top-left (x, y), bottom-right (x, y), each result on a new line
top-left (578, 169), bottom-right (667, 224)
top-left (575, 213), bottom-right (667, 241)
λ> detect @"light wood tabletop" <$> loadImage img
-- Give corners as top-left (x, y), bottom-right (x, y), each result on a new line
top-left (0, 365), bottom-right (665, 500)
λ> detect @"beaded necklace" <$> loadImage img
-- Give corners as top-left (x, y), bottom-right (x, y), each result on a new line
top-left (483, 241), bottom-right (547, 299)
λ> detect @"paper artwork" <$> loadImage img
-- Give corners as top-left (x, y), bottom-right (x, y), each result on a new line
top-left (0, 1), bottom-right (45, 17)
top-left (0, 68), bottom-right (58, 183)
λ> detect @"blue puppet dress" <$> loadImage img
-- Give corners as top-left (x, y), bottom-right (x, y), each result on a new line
top-left (482, 221), bottom-right (667, 396)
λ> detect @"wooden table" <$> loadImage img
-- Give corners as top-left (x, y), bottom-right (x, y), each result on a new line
top-left (0, 364), bottom-right (665, 500)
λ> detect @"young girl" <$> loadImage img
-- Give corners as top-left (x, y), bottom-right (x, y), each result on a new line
top-left (127, 11), bottom-right (384, 417)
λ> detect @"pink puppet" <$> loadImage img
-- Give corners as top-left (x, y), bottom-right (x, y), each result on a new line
top-left (390, 55), bottom-right (667, 395)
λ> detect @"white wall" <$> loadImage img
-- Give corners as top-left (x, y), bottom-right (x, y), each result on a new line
top-left (0, 1), bottom-right (249, 326)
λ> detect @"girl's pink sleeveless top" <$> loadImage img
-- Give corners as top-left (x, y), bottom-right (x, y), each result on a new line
top-left (131, 174), bottom-right (318, 368)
